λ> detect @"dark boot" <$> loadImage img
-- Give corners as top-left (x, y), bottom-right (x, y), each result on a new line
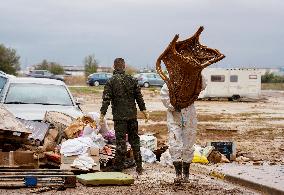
top-left (136, 164), bottom-right (143, 175)
top-left (135, 157), bottom-right (143, 175)
top-left (133, 147), bottom-right (143, 175)
top-left (182, 162), bottom-right (190, 182)
top-left (173, 161), bottom-right (182, 185)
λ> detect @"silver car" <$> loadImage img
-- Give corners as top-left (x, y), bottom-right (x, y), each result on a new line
top-left (0, 77), bottom-right (83, 121)
top-left (135, 73), bottom-right (165, 88)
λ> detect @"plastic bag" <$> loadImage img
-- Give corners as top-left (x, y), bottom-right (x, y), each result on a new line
top-left (160, 149), bottom-right (173, 166)
top-left (192, 151), bottom-right (209, 164)
top-left (192, 145), bottom-right (209, 164)
top-left (71, 153), bottom-right (97, 170)
top-left (91, 132), bottom-right (107, 149)
top-left (140, 147), bottom-right (156, 163)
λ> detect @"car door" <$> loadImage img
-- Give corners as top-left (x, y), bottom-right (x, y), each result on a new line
top-left (34, 70), bottom-right (44, 78)
top-left (43, 71), bottom-right (53, 79)
top-left (97, 73), bottom-right (105, 84)
top-left (100, 74), bottom-right (107, 84)
top-left (146, 74), bottom-right (156, 85)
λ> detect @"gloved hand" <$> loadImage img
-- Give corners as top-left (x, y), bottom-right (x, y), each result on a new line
top-left (141, 110), bottom-right (149, 123)
top-left (99, 114), bottom-right (105, 127)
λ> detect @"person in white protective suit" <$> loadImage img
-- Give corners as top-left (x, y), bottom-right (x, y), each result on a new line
top-left (160, 77), bottom-right (206, 183)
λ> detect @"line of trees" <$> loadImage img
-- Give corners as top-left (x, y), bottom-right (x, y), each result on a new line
top-left (35, 59), bottom-right (65, 75)
top-left (261, 71), bottom-right (284, 83)
top-left (1, 42), bottom-right (138, 77)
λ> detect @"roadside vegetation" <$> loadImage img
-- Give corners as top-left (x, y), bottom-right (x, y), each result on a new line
top-left (65, 76), bottom-right (87, 86)
top-left (261, 71), bottom-right (284, 83)
top-left (261, 83), bottom-right (284, 90)
top-left (68, 86), bottom-right (102, 94)
top-left (261, 72), bottom-right (284, 90)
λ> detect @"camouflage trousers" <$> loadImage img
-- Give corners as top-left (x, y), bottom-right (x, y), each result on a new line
top-left (114, 119), bottom-right (142, 170)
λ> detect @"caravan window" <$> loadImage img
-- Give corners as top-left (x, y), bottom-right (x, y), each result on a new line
top-left (211, 75), bottom-right (225, 82)
top-left (249, 75), bottom-right (257, 79)
top-left (230, 75), bottom-right (238, 82)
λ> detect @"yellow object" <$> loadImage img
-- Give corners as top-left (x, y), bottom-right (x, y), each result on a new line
top-left (210, 171), bottom-right (225, 180)
top-left (142, 110), bottom-right (149, 123)
top-left (192, 151), bottom-right (209, 164)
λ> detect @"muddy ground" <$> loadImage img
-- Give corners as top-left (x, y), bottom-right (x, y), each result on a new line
top-left (77, 88), bottom-right (284, 164)
top-left (0, 163), bottom-right (257, 195)
top-left (2, 88), bottom-right (282, 194)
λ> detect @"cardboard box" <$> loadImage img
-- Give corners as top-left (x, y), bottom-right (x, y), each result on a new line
top-left (0, 151), bottom-right (38, 168)
top-left (90, 147), bottom-right (99, 157)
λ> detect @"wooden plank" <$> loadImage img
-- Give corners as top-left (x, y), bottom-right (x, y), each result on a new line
top-left (0, 169), bottom-right (72, 172)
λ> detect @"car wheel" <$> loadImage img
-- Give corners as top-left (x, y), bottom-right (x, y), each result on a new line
top-left (94, 81), bottom-right (100, 86)
top-left (143, 82), bottom-right (150, 88)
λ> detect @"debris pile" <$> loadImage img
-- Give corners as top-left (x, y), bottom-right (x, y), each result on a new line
top-left (0, 107), bottom-right (129, 190)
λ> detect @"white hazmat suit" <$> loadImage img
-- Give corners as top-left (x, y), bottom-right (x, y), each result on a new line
top-left (161, 78), bottom-right (206, 163)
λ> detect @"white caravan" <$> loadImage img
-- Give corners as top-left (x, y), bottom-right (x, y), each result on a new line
top-left (199, 68), bottom-right (262, 100)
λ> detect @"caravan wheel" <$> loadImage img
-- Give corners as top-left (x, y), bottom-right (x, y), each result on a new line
top-left (231, 95), bottom-right (240, 101)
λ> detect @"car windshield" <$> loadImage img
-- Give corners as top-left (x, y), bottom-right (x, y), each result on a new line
top-left (5, 83), bottom-right (73, 106)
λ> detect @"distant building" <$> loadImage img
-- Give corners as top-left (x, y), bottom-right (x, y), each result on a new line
top-left (138, 68), bottom-right (156, 73)
top-left (97, 66), bottom-right (112, 73)
top-left (274, 67), bottom-right (284, 76)
top-left (62, 65), bottom-right (85, 76)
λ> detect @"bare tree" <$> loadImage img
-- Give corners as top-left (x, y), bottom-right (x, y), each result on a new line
top-left (84, 54), bottom-right (98, 76)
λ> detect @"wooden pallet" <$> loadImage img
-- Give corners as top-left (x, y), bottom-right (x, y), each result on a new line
top-left (0, 169), bottom-right (76, 188)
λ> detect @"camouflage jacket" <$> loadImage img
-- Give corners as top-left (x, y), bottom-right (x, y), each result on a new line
top-left (100, 70), bottom-right (146, 121)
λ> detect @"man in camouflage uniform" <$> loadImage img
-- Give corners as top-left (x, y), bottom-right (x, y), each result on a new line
top-left (100, 58), bottom-right (149, 174)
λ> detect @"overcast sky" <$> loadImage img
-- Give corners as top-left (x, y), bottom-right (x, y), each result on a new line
top-left (0, 0), bottom-right (283, 69)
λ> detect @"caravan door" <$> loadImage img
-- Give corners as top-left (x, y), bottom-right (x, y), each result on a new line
top-left (228, 74), bottom-right (240, 96)
top-left (247, 74), bottom-right (261, 97)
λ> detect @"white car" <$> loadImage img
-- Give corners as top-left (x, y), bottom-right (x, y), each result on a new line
top-left (0, 71), bottom-right (15, 93)
top-left (0, 77), bottom-right (83, 121)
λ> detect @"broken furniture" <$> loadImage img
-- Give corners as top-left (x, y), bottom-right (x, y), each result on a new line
top-left (0, 105), bottom-right (31, 151)
top-left (156, 26), bottom-right (225, 109)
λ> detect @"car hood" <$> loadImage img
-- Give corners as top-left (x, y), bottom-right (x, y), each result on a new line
top-left (4, 104), bottom-right (83, 121)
